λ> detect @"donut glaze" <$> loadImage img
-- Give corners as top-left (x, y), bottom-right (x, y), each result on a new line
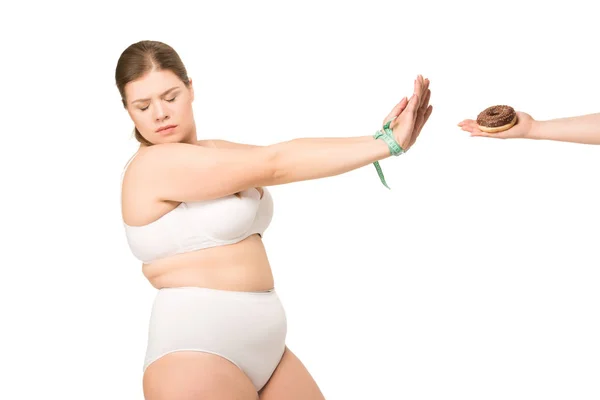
top-left (477, 105), bottom-right (516, 128)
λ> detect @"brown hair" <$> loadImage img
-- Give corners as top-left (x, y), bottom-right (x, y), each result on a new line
top-left (115, 40), bottom-right (191, 146)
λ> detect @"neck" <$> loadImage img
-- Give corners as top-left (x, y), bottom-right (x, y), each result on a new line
top-left (182, 122), bottom-right (198, 144)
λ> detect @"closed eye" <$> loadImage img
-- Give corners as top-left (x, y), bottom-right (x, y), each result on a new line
top-left (138, 96), bottom-right (177, 111)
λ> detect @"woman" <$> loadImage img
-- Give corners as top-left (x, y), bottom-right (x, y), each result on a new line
top-left (117, 40), bottom-right (433, 400)
top-left (458, 111), bottom-right (600, 144)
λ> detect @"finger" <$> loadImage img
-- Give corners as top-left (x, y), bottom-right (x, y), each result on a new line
top-left (468, 122), bottom-right (511, 138)
top-left (424, 104), bottom-right (433, 122)
top-left (459, 121), bottom-right (500, 138)
top-left (457, 119), bottom-right (476, 127)
top-left (421, 78), bottom-right (430, 107)
top-left (458, 124), bottom-right (479, 135)
top-left (396, 96), bottom-right (409, 114)
top-left (410, 104), bottom-right (433, 147)
top-left (457, 119), bottom-right (479, 132)
top-left (413, 91), bottom-right (430, 135)
top-left (418, 75), bottom-right (427, 107)
top-left (470, 130), bottom-right (505, 139)
top-left (420, 89), bottom-right (431, 113)
top-left (414, 76), bottom-right (423, 105)
top-left (419, 104), bottom-right (433, 132)
top-left (397, 94), bottom-right (419, 140)
top-left (407, 94), bottom-right (420, 119)
top-left (400, 95), bottom-right (420, 148)
top-left (419, 74), bottom-right (426, 91)
top-left (458, 118), bottom-right (506, 139)
top-left (383, 98), bottom-right (408, 126)
top-left (383, 97), bottom-right (408, 124)
top-left (420, 77), bottom-right (428, 108)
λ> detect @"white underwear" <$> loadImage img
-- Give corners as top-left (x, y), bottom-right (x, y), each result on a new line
top-left (143, 286), bottom-right (287, 391)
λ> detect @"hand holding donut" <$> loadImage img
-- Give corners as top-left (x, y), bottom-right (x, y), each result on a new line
top-left (458, 107), bottom-right (535, 139)
top-left (382, 75), bottom-right (433, 151)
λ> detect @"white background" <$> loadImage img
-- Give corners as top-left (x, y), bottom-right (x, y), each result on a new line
top-left (2, 0), bottom-right (599, 399)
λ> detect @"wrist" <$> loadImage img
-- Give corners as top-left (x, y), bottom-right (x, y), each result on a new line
top-left (525, 119), bottom-right (543, 140)
top-left (374, 121), bottom-right (405, 156)
top-left (371, 121), bottom-right (404, 190)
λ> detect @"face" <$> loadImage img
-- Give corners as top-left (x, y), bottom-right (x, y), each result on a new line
top-left (124, 69), bottom-right (196, 145)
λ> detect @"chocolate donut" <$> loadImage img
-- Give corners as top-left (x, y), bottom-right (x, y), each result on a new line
top-left (476, 105), bottom-right (517, 133)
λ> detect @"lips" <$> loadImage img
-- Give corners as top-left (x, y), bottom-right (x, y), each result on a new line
top-left (156, 124), bottom-right (177, 133)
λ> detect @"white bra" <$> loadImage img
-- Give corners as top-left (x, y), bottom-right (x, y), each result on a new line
top-left (121, 152), bottom-right (273, 264)
top-left (123, 187), bottom-right (273, 264)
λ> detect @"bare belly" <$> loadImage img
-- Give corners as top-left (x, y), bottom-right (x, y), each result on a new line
top-left (141, 234), bottom-right (275, 291)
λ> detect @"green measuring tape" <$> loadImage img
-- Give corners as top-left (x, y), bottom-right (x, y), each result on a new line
top-left (373, 120), bottom-right (404, 189)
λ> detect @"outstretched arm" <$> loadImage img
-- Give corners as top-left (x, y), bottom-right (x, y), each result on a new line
top-left (126, 76), bottom-right (431, 203)
top-left (528, 113), bottom-right (600, 144)
top-left (458, 111), bottom-right (600, 145)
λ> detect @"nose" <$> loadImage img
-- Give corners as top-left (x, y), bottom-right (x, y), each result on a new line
top-left (152, 101), bottom-right (169, 122)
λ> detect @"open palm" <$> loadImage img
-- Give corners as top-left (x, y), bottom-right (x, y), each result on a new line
top-left (382, 75), bottom-right (432, 151)
top-left (458, 111), bottom-right (534, 139)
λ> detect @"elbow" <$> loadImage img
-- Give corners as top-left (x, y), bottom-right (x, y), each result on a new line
top-left (265, 144), bottom-right (286, 185)
top-left (267, 146), bottom-right (289, 186)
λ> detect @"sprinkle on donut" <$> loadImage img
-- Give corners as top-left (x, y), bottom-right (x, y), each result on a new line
top-left (476, 105), bottom-right (516, 128)
top-left (475, 105), bottom-right (518, 133)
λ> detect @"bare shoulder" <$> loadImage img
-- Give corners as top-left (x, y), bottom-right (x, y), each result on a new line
top-left (121, 147), bottom-right (164, 225)
top-left (124, 142), bottom-right (204, 176)
top-left (121, 144), bottom-right (189, 202)
top-left (121, 144), bottom-right (214, 225)
top-left (121, 144), bottom-right (173, 189)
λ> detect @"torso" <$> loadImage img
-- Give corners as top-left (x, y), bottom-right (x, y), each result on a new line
top-left (121, 145), bottom-right (274, 292)
top-left (140, 233), bottom-right (274, 291)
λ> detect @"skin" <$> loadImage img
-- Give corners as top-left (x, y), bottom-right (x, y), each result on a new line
top-left (458, 111), bottom-right (600, 145)
top-left (121, 68), bottom-right (432, 399)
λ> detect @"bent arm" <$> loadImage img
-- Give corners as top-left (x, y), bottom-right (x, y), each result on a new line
top-left (528, 113), bottom-right (600, 144)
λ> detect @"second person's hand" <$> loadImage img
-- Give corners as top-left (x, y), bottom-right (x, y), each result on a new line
top-left (457, 111), bottom-right (535, 139)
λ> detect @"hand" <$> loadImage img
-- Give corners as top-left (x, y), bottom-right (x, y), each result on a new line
top-left (382, 75), bottom-right (432, 151)
top-left (457, 111), bottom-right (535, 139)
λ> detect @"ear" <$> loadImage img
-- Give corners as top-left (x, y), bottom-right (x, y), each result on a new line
top-left (189, 77), bottom-right (194, 102)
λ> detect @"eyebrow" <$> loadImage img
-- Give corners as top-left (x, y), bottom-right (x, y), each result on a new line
top-left (131, 86), bottom-right (180, 104)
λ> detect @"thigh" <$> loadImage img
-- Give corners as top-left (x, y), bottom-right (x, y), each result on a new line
top-left (258, 347), bottom-right (325, 400)
top-left (143, 351), bottom-right (258, 400)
